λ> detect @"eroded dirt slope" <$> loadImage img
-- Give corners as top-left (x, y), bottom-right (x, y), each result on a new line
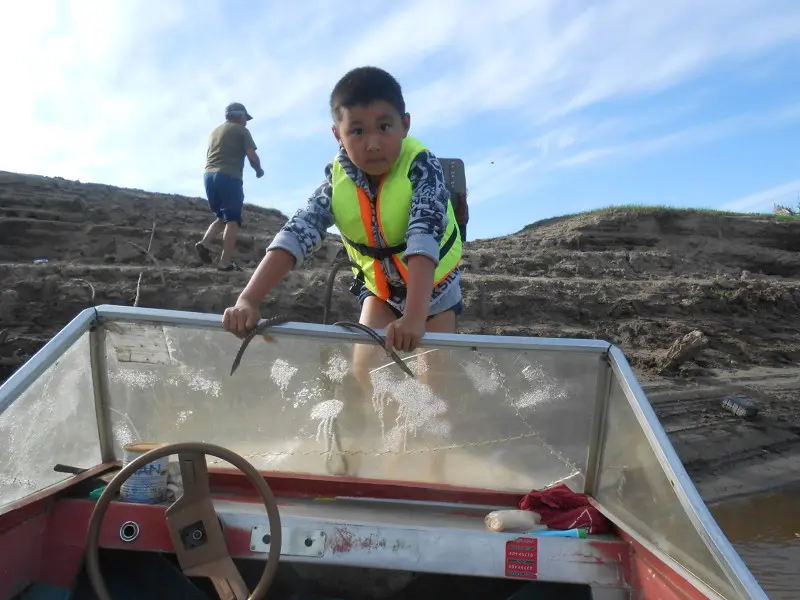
top-left (2, 170), bottom-right (800, 501)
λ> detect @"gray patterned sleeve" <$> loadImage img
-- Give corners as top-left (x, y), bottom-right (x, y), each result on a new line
top-left (403, 150), bottom-right (451, 267)
top-left (266, 163), bottom-right (335, 266)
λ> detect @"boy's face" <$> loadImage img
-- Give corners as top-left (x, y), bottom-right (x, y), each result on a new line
top-left (332, 101), bottom-right (410, 178)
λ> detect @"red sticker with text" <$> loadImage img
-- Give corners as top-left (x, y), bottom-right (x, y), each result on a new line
top-left (505, 536), bottom-right (539, 579)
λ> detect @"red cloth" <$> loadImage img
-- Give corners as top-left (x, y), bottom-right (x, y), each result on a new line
top-left (519, 483), bottom-right (612, 534)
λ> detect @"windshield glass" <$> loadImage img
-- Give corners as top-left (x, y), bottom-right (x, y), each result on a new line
top-left (101, 320), bottom-right (603, 492)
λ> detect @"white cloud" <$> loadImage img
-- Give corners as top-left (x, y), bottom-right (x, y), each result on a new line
top-left (721, 180), bottom-right (800, 213)
top-left (552, 103), bottom-right (800, 169)
top-left (459, 102), bottom-right (800, 207)
top-left (0, 0), bottom-right (798, 223)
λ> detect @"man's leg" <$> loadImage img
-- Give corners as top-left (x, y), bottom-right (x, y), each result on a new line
top-left (217, 174), bottom-right (245, 270)
top-left (219, 221), bottom-right (240, 269)
top-left (196, 173), bottom-right (223, 263)
top-left (199, 219), bottom-right (224, 247)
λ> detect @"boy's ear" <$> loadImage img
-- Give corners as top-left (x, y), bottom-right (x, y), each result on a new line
top-left (401, 113), bottom-right (411, 137)
top-left (331, 125), bottom-right (343, 147)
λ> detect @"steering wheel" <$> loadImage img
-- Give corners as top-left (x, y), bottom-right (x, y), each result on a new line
top-left (85, 442), bottom-right (282, 600)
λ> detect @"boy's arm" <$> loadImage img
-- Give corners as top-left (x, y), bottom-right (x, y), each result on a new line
top-left (385, 150), bottom-right (451, 352)
top-left (402, 150), bottom-right (451, 320)
top-left (223, 164), bottom-right (335, 336)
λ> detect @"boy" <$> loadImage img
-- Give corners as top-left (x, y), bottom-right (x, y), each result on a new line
top-left (222, 67), bottom-right (463, 381)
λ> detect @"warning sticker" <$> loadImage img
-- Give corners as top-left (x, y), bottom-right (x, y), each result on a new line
top-left (505, 536), bottom-right (538, 579)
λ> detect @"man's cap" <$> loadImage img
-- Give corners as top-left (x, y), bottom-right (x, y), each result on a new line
top-left (225, 102), bottom-right (253, 121)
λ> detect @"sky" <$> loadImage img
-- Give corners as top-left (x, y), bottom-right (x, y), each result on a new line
top-left (1, 1), bottom-right (799, 240)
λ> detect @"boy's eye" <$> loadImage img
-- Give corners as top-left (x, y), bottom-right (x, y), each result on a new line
top-left (380, 123), bottom-right (392, 132)
top-left (351, 128), bottom-right (363, 136)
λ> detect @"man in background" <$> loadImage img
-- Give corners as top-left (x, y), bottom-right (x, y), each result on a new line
top-left (196, 102), bottom-right (264, 271)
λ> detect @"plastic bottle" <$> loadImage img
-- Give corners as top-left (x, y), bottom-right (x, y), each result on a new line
top-left (536, 528), bottom-right (588, 538)
top-left (484, 509), bottom-right (542, 532)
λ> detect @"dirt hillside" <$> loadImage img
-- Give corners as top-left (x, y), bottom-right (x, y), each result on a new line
top-left (2, 169), bottom-right (800, 503)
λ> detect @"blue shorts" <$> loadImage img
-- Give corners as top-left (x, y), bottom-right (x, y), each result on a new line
top-left (204, 172), bottom-right (244, 225)
top-left (357, 286), bottom-right (463, 320)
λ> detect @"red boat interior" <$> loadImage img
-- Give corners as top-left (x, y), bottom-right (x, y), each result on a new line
top-left (1, 458), bottom-right (602, 600)
top-left (0, 306), bottom-right (768, 600)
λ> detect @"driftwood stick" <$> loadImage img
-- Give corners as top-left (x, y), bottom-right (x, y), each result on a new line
top-left (127, 240), bottom-right (166, 284)
top-left (133, 222), bottom-right (159, 307)
top-left (73, 278), bottom-right (96, 302)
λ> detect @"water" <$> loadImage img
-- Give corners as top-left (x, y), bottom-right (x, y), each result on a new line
top-left (711, 487), bottom-right (800, 599)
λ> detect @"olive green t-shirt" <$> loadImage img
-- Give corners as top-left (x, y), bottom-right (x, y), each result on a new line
top-left (204, 122), bottom-right (257, 180)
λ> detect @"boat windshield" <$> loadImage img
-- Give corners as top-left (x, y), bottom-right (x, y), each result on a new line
top-left (0, 306), bottom-right (768, 600)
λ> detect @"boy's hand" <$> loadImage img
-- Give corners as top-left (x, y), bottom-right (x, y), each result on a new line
top-left (386, 312), bottom-right (426, 354)
top-left (223, 299), bottom-right (260, 338)
top-left (255, 167), bottom-right (265, 178)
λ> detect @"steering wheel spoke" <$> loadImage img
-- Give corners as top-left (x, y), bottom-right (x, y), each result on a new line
top-left (85, 442), bottom-right (282, 600)
top-left (166, 452), bottom-right (245, 596)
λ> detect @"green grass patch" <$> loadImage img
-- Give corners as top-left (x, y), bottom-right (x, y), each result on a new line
top-left (519, 204), bottom-right (799, 233)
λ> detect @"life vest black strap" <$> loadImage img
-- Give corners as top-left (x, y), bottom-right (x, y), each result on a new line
top-left (341, 225), bottom-right (459, 262)
top-left (339, 235), bottom-right (406, 260)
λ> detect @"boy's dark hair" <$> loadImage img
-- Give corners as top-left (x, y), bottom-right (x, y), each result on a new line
top-left (330, 66), bottom-right (406, 123)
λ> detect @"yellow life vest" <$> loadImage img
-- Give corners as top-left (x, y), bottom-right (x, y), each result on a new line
top-left (331, 136), bottom-right (462, 301)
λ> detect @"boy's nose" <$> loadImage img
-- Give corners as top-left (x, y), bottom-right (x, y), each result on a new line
top-left (365, 134), bottom-right (381, 151)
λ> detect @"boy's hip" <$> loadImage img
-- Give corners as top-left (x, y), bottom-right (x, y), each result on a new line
top-left (354, 275), bottom-right (463, 319)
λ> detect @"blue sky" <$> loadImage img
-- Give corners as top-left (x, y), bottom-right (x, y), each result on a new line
top-left (1, 1), bottom-right (799, 240)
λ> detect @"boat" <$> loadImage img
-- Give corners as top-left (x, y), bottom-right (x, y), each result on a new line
top-left (0, 305), bottom-right (768, 599)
